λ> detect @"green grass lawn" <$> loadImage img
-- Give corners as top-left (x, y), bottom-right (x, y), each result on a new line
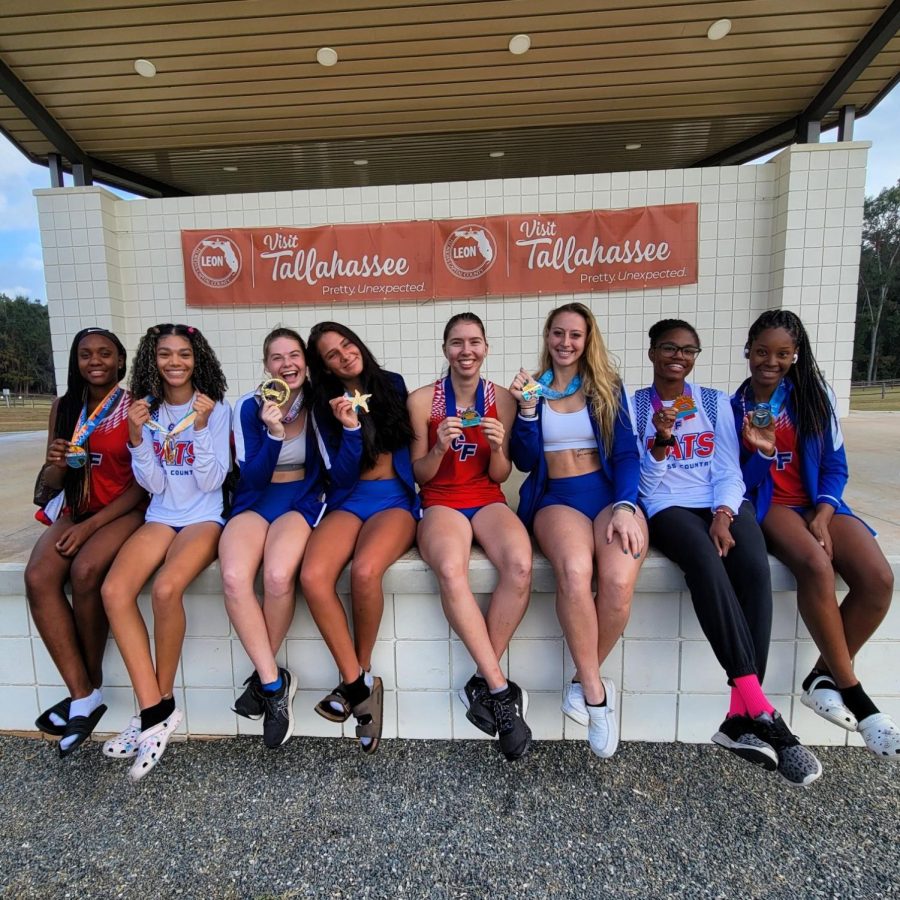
top-left (0, 397), bottom-right (53, 433)
top-left (850, 386), bottom-right (900, 411)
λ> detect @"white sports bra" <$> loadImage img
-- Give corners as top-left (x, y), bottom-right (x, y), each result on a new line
top-left (542, 403), bottom-right (595, 452)
top-left (274, 422), bottom-right (307, 470)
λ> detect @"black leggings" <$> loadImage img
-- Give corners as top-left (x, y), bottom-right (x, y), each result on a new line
top-left (649, 502), bottom-right (772, 682)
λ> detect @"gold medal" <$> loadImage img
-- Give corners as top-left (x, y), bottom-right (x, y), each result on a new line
top-left (259, 378), bottom-right (291, 405)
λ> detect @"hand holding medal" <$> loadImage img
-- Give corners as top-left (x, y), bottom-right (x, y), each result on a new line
top-left (65, 385), bottom-right (123, 468)
top-left (142, 394), bottom-right (199, 464)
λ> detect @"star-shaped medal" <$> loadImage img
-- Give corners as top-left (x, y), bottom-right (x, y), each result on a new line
top-left (346, 389), bottom-right (372, 413)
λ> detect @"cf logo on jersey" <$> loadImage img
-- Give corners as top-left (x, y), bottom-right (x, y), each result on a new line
top-left (775, 450), bottom-right (793, 471)
top-left (450, 435), bottom-right (477, 461)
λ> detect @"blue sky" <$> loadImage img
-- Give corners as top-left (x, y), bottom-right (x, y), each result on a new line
top-left (1, 85), bottom-right (898, 303)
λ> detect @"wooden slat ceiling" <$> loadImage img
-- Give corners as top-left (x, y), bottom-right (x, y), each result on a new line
top-left (0, 0), bottom-right (897, 196)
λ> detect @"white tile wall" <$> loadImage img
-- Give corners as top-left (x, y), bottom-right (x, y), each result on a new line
top-left (9, 553), bottom-right (894, 744)
top-left (35, 141), bottom-right (868, 415)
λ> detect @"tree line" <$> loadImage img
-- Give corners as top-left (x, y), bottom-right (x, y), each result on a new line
top-left (0, 294), bottom-right (55, 394)
top-left (855, 180), bottom-right (900, 382)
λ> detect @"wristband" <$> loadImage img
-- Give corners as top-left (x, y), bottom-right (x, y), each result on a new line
top-left (653, 434), bottom-right (676, 448)
top-left (713, 507), bottom-right (734, 523)
top-left (613, 501), bottom-right (637, 515)
top-left (519, 407), bottom-right (538, 419)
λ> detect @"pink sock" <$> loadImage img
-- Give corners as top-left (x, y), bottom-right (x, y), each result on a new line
top-left (733, 674), bottom-right (775, 719)
top-left (728, 687), bottom-right (748, 718)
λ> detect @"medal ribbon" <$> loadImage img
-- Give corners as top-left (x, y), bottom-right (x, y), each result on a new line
top-left (443, 376), bottom-right (485, 418)
top-left (537, 370), bottom-right (582, 400)
top-left (650, 383), bottom-right (695, 429)
top-left (144, 396), bottom-right (197, 463)
top-left (70, 386), bottom-right (123, 450)
top-left (743, 380), bottom-right (788, 420)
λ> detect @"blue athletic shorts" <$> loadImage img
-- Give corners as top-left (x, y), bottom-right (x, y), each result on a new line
top-left (245, 481), bottom-right (323, 527)
top-left (535, 470), bottom-right (615, 521)
top-left (332, 478), bottom-right (415, 523)
top-left (424, 502), bottom-right (506, 521)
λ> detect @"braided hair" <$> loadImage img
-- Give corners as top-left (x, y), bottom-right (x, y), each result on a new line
top-left (306, 321), bottom-right (414, 471)
top-left (746, 309), bottom-right (831, 439)
top-left (54, 327), bottom-right (127, 516)
top-left (129, 323), bottom-right (227, 406)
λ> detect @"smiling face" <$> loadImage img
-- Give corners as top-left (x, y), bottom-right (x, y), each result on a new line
top-left (155, 334), bottom-right (195, 390)
top-left (747, 326), bottom-right (797, 391)
top-left (265, 336), bottom-right (306, 390)
top-left (545, 310), bottom-right (587, 370)
top-left (77, 334), bottom-right (123, 389)
top-left (649, 326), bottom-right (700, 386)
top-left (316, 330), bottom-right (364, 383)
top-left (443, 320), bottom-right (487, 377)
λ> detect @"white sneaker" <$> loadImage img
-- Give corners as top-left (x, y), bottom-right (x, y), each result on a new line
top-left (561, 681), bottom-right (589, 727)
top-left (128, 707), bottom-right (183, 783)
top-left (800, 676), bottom-right (858, 731)
top-left (102, 716), bottom-right (142, 759)
top-left (587, 678), bottom-right (619, 759)
top-left (858, 713), bottom-right (900, 761)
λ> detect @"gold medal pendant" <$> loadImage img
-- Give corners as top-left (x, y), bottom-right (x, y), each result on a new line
top-left (260, 378), bottom-right (291, 405)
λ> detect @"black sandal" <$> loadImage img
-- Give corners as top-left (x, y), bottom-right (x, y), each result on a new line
top-left (352, 677), bottom-right (383, 755)
top-left (314, 684), bottom-right (352, 723)
top-left (35, 697), bottom-right (72, 737)
top-left (58, 704), bottom-right (107, 758)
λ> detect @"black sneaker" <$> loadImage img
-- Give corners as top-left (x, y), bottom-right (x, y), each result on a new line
top-left (232, 671), bottom-right (264, 720)
top-left (261, 668), bottom-right (297, 749)
top-left (751, 711), bottom-right (823, 787)
top-left (458, 674), bottom-right (496, 736)
top-left (488, 681), bottom-right (532, 761)
top-left (712, 715), bottom-right (778, 771)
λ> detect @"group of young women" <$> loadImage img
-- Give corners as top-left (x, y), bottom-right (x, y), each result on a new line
top-left (24, 304), bottom-right (898, 785)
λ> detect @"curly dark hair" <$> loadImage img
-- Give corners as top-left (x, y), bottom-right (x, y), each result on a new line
top-left (54, 327), bottom-right (127, 517)
top-left (648, 318), bottom-right (701, 347)
top-left (129, 323), bottom-right (227, 405)
top-left (306, 321), bottom-right (414, 470)
top-left (745, 309), bottom-right (831, 439)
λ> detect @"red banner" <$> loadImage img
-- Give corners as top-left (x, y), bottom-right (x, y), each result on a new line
top-left (182, 204), bottom-right (697, 307)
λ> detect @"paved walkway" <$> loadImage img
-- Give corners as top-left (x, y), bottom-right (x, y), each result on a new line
top-left (0, 736), bottom-right (897, 899)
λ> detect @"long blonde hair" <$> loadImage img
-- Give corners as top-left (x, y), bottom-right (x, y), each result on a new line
top-left (538, 302), bottom-right (622, 453)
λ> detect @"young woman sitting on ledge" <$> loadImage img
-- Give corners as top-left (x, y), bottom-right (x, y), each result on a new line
top-left (26, 327), bottom-right (145, 757)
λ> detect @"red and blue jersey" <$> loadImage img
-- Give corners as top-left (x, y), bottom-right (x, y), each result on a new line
top-left (420, 377), bottom-right (506, 510)
top-left (770, 411), bottom-right (811, 507)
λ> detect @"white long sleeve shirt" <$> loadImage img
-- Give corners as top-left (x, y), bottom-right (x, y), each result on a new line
top-left (630, 385), bottom-right (746, 520)
top-left (128, 398), bottom-right (232, 526)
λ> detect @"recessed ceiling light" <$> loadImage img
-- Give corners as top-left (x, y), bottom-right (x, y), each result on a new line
top-left (707, 18), bottom-right (732, 40)
top-left (134, 58), bottom-right (157, 78)
top-left (353, 159), bottom-right (368, 166)
top-left (317, 47), bottom-right (339, 67)
top-left (508, 34), bottom-right (531, 55)
top-left (489, 151), bottom-right (505, 158)
top-left (223, 166), bottom-right (238, 172)
top-left (625, 143), bottom-right (642, 150)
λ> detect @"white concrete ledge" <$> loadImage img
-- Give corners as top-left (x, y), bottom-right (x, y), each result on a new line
top-left (1, 554), bottom-right (898, 747)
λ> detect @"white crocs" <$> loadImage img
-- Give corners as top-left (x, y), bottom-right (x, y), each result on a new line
top-left (800, 676), bottom-right (858, 731)
top-left (102, 716), bottom-right (142, 759)
top-left (561, 681), bottom-right (588, 727)
top-left (587, 678), bottom-right (619, 759)
top-left (128, 707), bottom-right (183, 783)
top-left (858, 713), bottom-right (900, 761)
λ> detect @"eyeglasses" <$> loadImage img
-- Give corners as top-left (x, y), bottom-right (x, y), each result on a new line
top-left (654, 342), bottom-right (702, 360)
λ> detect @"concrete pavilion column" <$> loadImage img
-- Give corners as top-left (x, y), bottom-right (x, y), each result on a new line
top-left (34, 186), bottom-right (128, 394)
top-left (764, 142), bottom-right (870, 416)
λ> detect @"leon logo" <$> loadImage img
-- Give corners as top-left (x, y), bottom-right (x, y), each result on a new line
top-left (443, 225), bottom-right (497, 280)
top-left (191, 234), bottom-right (242, 289)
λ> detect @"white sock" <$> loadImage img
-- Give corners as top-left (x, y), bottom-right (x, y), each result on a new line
top-left (49, 710), bottom-right (67, 727)
top-left (59, 689), bottom-right (102, 751)
top-left (489, 682), bottom-right (509, 695)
